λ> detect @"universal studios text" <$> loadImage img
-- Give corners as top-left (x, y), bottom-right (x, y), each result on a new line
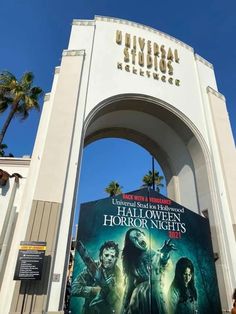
top-left (116, 30), bottom-right (181, 86)
top-left (103, 194), bottom-right (186, 235)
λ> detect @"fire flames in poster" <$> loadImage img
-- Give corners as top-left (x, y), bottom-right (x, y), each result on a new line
top-left (69, 188), bottom-right (221, 313)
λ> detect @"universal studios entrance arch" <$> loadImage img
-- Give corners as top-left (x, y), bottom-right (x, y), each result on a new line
top-left (1, 16), bottom-right (235, 313)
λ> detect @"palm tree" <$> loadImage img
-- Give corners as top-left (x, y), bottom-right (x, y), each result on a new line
top-left (0, 71), bottom-right (42, 145)
top-left (105, 181), bottom-right (123, 197)
top-left (142, 170), bottom-right (164, 192)
top-left (0, 143), bottom-right (13, 157)
top-left (0, 144), bottom-right (7, 157)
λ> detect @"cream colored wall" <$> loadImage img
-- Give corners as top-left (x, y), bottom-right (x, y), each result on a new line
top-left (0, 66), bottom-right (60, 313)
top-left (34, 51), bottom-right (85, 203)
top-left (193, 56), bottom-right (236, 309)
top-left (46, 51), bottom-right (88, 311)
top-left (207, 89), bottom-right (236, 304)
top-left (0, 158), bottom-right (30, 314)
top-left (0, 158), bottom-right (30, 233)
top-left (208, 89), bottom-right (236, 224)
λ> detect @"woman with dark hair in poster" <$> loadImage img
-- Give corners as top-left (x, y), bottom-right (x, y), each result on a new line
top-left (121, 228), bottom-right (175, 314)
top-left (168, 257), bottom-right (197, 314)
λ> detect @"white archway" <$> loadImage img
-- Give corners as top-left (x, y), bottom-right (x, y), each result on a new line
top-left (3, 17), bottom-right (235, 314)
top-left (83, 94), bottom-right (211, 214)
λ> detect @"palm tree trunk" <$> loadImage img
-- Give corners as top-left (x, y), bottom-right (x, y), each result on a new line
top-left (0, 103), bottom-right (18, 146)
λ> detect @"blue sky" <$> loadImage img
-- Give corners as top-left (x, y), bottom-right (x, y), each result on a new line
top-left (0, 0), bottom-right (235, 206)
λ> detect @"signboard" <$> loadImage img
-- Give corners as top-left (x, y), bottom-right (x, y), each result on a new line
top-left (70, 189), bottom-right (221, 313)
top-left (14, 241), bottom-right (46, 280)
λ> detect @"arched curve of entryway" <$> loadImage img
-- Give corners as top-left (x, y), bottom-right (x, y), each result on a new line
top-left (82, 93), bottom-right (213, 215)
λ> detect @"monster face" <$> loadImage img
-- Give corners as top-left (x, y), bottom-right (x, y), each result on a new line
top-left (101, 247), bottom-right (117, 269)
top-left (129, 229), bottom-right (147, 251)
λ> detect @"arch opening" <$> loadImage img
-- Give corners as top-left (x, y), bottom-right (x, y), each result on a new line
top-left (82, 94), bottom-right (212, 214)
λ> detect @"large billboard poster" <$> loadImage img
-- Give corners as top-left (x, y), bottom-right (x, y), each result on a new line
top-left (70, 188), bottom-right (221, 313)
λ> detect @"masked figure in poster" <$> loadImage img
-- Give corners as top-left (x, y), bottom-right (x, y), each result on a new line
top-left (71, 240), bottom-right (122, 313)
top-left (168, 257), bottom-right (197, 314)
top-left (121, 228), bottom-right (176, 314)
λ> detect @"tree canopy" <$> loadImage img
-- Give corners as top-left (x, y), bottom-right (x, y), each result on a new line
top-left (0, 71), bottom-right (42, 145)
top-left (142, 170), bottom-right (164, 192)
top-left (105, 181), bottom-right (123, 197)
top-left (0, 143), bottom-right (13, 157)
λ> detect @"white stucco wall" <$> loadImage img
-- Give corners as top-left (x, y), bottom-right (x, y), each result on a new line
top-left (0, 158), bottom-right (30, 314)
top-left (0, 158), bottom-right (30, 231)
top-left (68, 17), bottom-right (218, 149)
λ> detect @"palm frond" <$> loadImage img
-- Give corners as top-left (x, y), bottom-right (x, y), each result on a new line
top-left (20, 72), bottom-right (34, 91)
top-left (30, 86), bottom-right (43, 96)
top-left (105, 180), bottom-right (123, 196)
top-left (0, 97), bottom-right (8, 112)
top-left (142, 170), bottom-right (164, 191)
top-left (0, 143), bottom-right (8, 149)
top-left (0, 71), bottom-right (16, 84)
top-left (0, 70), bottom-right (43, 145)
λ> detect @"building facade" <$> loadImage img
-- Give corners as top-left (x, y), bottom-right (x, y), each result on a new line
top-left (0, 16), bottom-right (235, 313)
